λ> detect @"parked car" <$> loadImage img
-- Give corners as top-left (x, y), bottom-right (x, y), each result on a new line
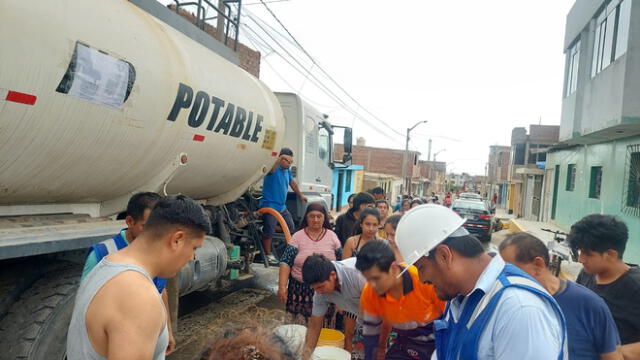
top-left (452, 199), bottom-right (494, 242)
top-left (459, 192), bottom-right (483, 201)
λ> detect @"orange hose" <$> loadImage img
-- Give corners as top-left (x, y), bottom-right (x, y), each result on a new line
top-left (258, 207), bottom-right (292, 244)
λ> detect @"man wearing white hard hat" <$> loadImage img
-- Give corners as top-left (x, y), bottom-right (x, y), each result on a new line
top-left (394, 204), bottom-right (568, 360)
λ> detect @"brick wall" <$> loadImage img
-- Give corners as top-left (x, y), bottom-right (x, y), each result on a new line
top-left (334, 145), bottom-right (421, 178)
top-left (168, 5), bottom-right (261, 78)
top-left (529, 125), bottom-right (560, 144)
top-left (488, 145), bottom-right (511, 183)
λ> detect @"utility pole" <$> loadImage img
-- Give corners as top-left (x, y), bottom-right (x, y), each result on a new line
top-left (216, 0), bottom-right (226, 41)
top-left (428, 139), bottom-right (432, 161)
top-left (433, 149), bottom-right (446, 162)
top-left (402, 121), bottom-right (428, 195)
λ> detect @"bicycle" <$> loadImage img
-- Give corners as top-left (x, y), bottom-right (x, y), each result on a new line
top-left (541, 228), bottom-right (578, 277)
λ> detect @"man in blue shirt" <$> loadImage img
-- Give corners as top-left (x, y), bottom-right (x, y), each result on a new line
top-left (500, 232), bottom-right (621, 360)
top-left (261, 147), bottom-right (306, 265)
top-left (394, 205), bottom-right (567, 360)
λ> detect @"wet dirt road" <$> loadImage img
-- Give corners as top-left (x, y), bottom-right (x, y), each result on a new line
top-left (167, 264), bottom-right (282, 360)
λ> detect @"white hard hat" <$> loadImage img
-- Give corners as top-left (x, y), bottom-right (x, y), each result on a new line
top-left (395, 204), bottom-right (467, 268)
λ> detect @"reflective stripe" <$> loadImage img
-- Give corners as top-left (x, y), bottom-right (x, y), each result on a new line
top-left (102, 239), bottom-right (118, 254)
top-left (467, 281), bottom-right (503, 329)
top-left (362, 312), bottom-right (382, 336)
top-left (505, 276), bottom-right (547, 294)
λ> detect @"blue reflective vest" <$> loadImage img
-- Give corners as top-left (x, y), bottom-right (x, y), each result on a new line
top-left (88, 230), bottom-right (167, 294)
top-left (434, 264), bottom-right (566, 360)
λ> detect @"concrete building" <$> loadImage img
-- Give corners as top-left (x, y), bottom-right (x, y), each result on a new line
top-left (548, 0), bottom-right (640, 263)
top-left (418, 160), bottom-right (447, 195)
top-left (507, 125), bottom-right (560, 220)
top-left (446, 172), bottom-right (472, 192)
top-left (487, 145), bottom-right (511, 207)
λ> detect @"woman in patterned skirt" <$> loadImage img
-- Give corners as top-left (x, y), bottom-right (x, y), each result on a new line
top-left (277, 203), bottom-right (342, 323)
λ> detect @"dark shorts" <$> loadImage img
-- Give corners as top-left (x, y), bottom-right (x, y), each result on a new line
top-left (385, 325), bottom-right (435, 360)
top-left (261, 208), bottom-right (295, 238)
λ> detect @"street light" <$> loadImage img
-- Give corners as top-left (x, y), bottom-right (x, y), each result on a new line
top-left (433, 148), bottom-right (446, 162)
top-left (402, 120), bottom-right (428, 195)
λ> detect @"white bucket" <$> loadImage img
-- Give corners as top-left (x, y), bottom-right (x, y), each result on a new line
top-left (274, 324), bottom-right (307, 358)
top-left (312, 346), bottom-right (351, 360)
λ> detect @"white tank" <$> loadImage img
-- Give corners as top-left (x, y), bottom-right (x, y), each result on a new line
top-left (0, 0), bottom-right (284, 207)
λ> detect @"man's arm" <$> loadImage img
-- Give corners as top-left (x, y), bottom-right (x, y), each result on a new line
top-left (361, 310), bottom-right (383, 360)
top-left (302, 315), bottom-right (324, 360)
top-left (268, 156), bottom-right (282, 174)
top-left (289, 179), bottom-right (307, 202)
top-left (162, 289), bottom-right (176, 355)
top-left (104, 274), bottom-right (166, 360)
top-left (278, 264), bottom-right (291, 303)
top-left (621, 342), bottom-right (640, 360)
top-left (600, 348), bottom-right (622, 360)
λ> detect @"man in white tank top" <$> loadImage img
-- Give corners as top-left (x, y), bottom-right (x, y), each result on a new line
top-left (67, 195), bottom-right (211, 360)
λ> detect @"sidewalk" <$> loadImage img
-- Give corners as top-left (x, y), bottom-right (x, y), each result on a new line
top-left (509, 218), bottom-right (568, 245)
top-left (505, 216), bottom-right (582, 280)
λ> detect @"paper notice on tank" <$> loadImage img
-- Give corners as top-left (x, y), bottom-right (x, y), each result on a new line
top-left (67, 44), bottom-right (130, 109)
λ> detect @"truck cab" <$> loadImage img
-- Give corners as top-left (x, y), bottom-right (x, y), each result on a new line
top-left (263, 93), bottom-right (352, 227)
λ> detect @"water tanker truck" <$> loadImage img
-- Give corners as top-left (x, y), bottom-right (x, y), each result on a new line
top-left (0, 0), bottom-right (352, 358)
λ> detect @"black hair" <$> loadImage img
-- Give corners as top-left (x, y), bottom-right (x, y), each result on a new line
top-left (384, 214), bottom-right (402, 230)
top-left (410, 198), bottom-right (423, 207)
top-left (568, 214), bottom-right (628, 258)
top-left (355, 240), bottom-right (395, 273)
top-left (347, 193), bottom-right (356, 203)
top-left (375, 199), bottom-right (389, 208)
top-left (354, 207), bottom-right (381, 236)
top-left (127, 192), bottom-right (161, 221)
top-left (279, 147), bottom-right (294, 157)
top-left (401, 198), bottom-right (411, 207)
top-left (302, 254), bottom-right (336, 284)
top-left (350, 192), bottom-right (375, 214)
top-left (371, 187), bottom-right (385, 195)
top-left (499, 232), bottom-right (550, 266)
top-left (428, 234), bottom-right (484, 259)
top-left (299, 203), bottom-right (332, 230)
top-left (145, 195), bottom-right (212, 236)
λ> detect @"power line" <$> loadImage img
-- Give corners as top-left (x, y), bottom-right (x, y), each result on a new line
top-left (250, 1), bottom-right (405, 138)
top-left (242, 27), bottom-right (340, 111)
top-left (242, 20), bottom-right (400, 140)
top-left (245, 0), bottom-right (290, 5)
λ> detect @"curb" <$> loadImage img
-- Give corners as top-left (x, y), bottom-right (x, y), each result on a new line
top-left (508, 219), bottom-right (526, 233)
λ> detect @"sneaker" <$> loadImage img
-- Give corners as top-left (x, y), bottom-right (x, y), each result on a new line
top-left (266, 254), bottom-right (279, 266)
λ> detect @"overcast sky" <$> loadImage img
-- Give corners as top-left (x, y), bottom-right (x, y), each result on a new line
top-left (163, 0), bottom-right (576, 175)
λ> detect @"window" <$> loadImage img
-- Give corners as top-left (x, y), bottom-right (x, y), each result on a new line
top-left (589, 166), bottom-right (603, 199)
top-left (318, 126), bottom-right (330, 163)
top-left (566, 164), bottom-right (576, 191)
top-left (592, 0), bottom-right (632, 77)
top-left (565, 39), bottom-right (580, 96)
top-left (514, 144), bottom-right (526, 165)
top-left (623, 145), bottom-right (640, 216)
top-left (615, 0), bottom-right (632, 60)
top-left (345, 171), bottom-right (352, 192)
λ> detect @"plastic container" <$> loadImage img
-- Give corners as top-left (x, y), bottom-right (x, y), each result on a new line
top-left (316, 328), bottom-right (345, 348)
top-left (274, 324), bottom-right (307, 358)
top-left (312, 346), bottom-right (351, 360)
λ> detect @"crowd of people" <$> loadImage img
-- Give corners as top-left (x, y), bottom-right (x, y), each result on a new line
top-left (66, 147), bottom-right (639, 360)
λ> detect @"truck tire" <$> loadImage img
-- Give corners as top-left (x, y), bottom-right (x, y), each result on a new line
top-left (0, 263), bottom-right (81, 360)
